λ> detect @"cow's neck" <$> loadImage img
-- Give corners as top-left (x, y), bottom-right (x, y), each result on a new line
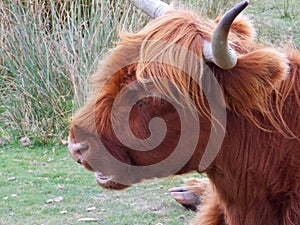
top-left (205, 111), bottom-right (300, 225)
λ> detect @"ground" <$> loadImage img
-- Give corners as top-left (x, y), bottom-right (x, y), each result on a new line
top-left (0, 145), bottom-right (196, 225)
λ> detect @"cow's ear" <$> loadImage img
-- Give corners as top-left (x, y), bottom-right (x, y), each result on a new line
top-left (219, 48), bottom-right (289, 115)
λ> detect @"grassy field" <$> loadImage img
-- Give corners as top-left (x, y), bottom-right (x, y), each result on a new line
top-left (0, 0), bottom-right (299, 224)
top-left (0, 144), bottom-right (197, 225)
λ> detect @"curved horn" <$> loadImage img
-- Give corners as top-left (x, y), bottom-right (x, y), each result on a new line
top-left (130, 0), bottom-right (249, 69)
top-left (130, 0), bottom-right (173, 18)
top-left (204, 1), bottom-right (249, 69)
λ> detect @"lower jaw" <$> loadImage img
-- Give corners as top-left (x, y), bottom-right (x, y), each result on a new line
top-left (95, 172), bottom-right (112, 184)
top-left (95, 172), bottom-right (130, 190)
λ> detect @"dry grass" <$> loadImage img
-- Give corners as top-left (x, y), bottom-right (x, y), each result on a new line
top-left (0, 0), bottom-right (298, 143)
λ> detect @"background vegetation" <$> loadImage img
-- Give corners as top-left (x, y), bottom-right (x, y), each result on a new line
top-left (0, 0), bottom-right (148, 144)
top-left (0, 0), bottom-right (299, 144)
top-left (0, 0), bottom-right (299, 224)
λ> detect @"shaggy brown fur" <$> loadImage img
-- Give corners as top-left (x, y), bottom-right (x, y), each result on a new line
top-left (69, 10), bottom-right (300, 225)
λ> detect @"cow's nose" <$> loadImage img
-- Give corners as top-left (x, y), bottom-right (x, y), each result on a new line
top-left (68, 136), bottom-right (88, 164)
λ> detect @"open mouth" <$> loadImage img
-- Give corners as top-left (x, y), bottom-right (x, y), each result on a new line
top-left (95, 172), bottom-right (113, 184)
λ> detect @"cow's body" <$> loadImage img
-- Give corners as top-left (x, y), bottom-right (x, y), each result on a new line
top-left (68, 3), bottom-right (300, 224)
top-left (182, 49), bottom-right (300, 225)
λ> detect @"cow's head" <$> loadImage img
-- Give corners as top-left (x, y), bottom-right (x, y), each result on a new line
top-left (68, 0), bottom-right (289, 189)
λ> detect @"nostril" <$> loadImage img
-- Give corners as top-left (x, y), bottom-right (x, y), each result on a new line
top-left (77, 159), bottom-right (82, 164)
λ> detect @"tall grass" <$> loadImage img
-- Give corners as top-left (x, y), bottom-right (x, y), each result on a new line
top-left (0, 0), bottom-right (238, 144)
top-left (177, 0), bottom-right (239, 17)
top-left (0, 0), bottom-right (147, 143)
top-left (0, 0), bottom-right (298, 144)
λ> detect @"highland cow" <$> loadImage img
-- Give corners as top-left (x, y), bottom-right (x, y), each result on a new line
top-left (68, 1), bottom-right (300, 224)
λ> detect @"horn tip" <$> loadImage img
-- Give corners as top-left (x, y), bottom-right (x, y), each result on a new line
top-left (243, 0), bottom-right (250, 7)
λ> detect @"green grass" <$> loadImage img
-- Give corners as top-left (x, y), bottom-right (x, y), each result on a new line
top-left (0, 145), bottom-right (196, 225)
top-left (248, 0), bottom-right (300, 47)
